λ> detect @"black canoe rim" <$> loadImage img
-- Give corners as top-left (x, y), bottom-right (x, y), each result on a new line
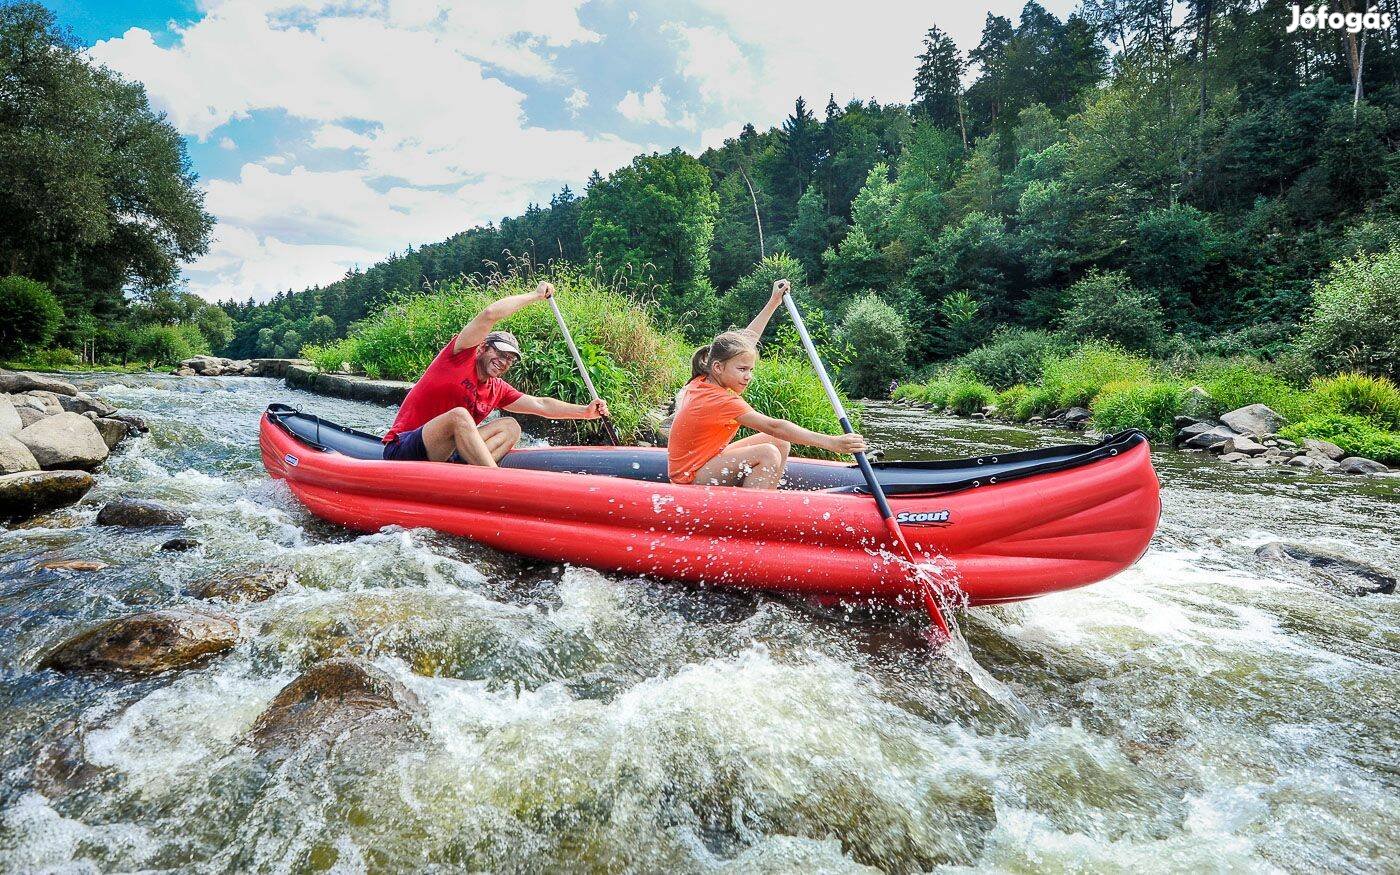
top-left (264, 402), bottom-right (1149, 496)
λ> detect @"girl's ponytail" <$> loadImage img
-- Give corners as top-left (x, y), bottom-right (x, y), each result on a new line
top-left (690, 344), bottom-right (712, 379)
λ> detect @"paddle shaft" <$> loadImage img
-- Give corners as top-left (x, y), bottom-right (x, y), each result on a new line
top-left (780, 293), bottom-right (950, 637)
top-left (547, 294), bottom-right (620, 446)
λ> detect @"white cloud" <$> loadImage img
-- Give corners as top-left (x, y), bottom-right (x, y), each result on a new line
top-left (565, 86), bottom-right (589, 116)
top-left (616, 82), bottom-right (678, 126)
top-left (86, 1), bottom-right (639, 301)
top-left (218, 136), bottom-right (236, 150)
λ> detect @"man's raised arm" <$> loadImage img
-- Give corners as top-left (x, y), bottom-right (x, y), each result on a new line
top-left (453, 281), bottom-right (554, 353)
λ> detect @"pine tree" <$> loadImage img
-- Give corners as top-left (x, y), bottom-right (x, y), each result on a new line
top-left (912, 23), bottom-right (965, 131)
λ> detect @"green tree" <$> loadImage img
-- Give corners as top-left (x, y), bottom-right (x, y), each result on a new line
top-left (837, 292), bottom-right (908, 398)
top-left (195, 304), bottom-right (234, 352)
top-left (0, 3), bottom-right (212, 323)
top-left (281, 329), bottom-right (303, 356)
top-left (579, 149), bottom-right (720, 335)
top-left (1058, 270), bottom-right (1164, 352)
top-left (912, 24), bottom-right (965, 132)
top-left (1301, 247), bottom-right (1400, 381)
top-left (785, 188), bottom-right (842, 279)
top-left (304, 314), bottom-right (336, 345)
top-left (933, 290), bottom-right (988, 357)
top-left (0, 275), bottom-right (63, 357)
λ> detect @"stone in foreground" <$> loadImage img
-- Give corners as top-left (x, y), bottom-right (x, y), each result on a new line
top-left (1220, 404), bottom-right (1287, 438)
top-left (194, 567), bottom-right (294, 603)
top-left (248, 657), bottom-right (424, 752)
top-left (1300, 438), bottom-right (1345, 461)
top-left (58, 392), bottom-right (117, 418)
top-left (0, 394), bottom-right (21, 435)
top-left (0, 434), bottom-right (39, 474)
top-left (92, 417), bottom-right (130, 450)
top-left (40, 559), bottom-right (110, 572)
top-left (96, 497), bottom-right (189, 528)
top-left (1256, 542), bottom-right (1395, 596)
top-left (15, 413), bottom-right (109, 470)
top-left (39, 606), bottom-right (239, 674)
top-left (1338, 456), bottom-right (1389, 475)
top-left (0, 470), bottom-right (93, 518)
top-left (1221, 436), bottom-right (1267, 456)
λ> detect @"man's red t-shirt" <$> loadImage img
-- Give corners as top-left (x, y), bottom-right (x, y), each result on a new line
top-left (383, 341), bottom-right (524, 443)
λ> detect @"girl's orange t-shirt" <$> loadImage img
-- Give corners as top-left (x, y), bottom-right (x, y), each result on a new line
top-left (667, 376), bottom-right (754, 484)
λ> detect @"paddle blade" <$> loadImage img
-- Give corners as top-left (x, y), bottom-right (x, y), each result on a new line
top-left (883, 517), bottom-right (951, 641)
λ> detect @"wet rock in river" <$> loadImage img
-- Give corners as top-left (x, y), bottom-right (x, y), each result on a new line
top-left (1220, 403), bottom-right (1287, 438)
top-left (57, 392), bottom-right (117, 418)
top-left (1219, 452), bottom-right (1250, 463)
top-left (40, 559), bottom-right (110, 572)
top-left (39, 606), bottom-right (240, 674)
top-left (160, 537), bottom-right (201, 552)
top-left (31, 718), bottom-right (106, 798)
top-left (107, 411), bottom-right (149, 433)
top-left (0, 371), bottom-right (78, 396)
top-left (194, 567), bottom-right (294, 603)
top-left (0, 434), bottom-right (39, 474)
top-left (1182, 426), bottom-right (1239, 450)
top-left (0, 470), bottom-right (93, 518)
top-left (13, 390), bottom-right (63, 417)
top-left (15, 412), bottom-right (109, 470)
top-left (1221, 435), bottom-right (1266, 456)
top-left (91, 417), bottom-right (130, 450)
top-left (248, 657), bottom-right (424, 752)
top-left (1256, 542), bottom-right (1396, 596)
top-left (95, 497), bottom-right (188, 528)
top-left (1337, 456), bottom-right (1389, 475)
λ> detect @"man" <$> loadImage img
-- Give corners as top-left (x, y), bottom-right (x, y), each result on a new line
top-left (381, 281), bottom-right (609, 465)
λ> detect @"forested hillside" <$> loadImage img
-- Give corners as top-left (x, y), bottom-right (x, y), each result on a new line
top-left (224, 0), bottom-right (1400, 378)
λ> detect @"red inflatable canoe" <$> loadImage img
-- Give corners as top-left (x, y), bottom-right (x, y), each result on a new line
top-left (260, 404), bottom-right (1160, 608)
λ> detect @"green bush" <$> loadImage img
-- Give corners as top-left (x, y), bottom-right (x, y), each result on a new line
top-left (1197, 359), bottom-right (1315, 421)
top-left (1309, 372), bottom-right (1400, 429)
top-left (1057, 270), bottom-right (1165, 352)
top-left (0, 276), bottom-right (64, 357)
top-left (1040, 342), bottom-right (1153, 410)
top-left (951, 328), bottom-right (1069, 389)
top-left (894, 377), bottom-right (955, 408)
top-left (836, 292), bottom-right (908, 398)
top-left (947, 379), bottom-right (996, 416)
top-left (1014, 385), bottom-right (1063, 420)
top-left (997, 384), bottom-right (1030, 419)
top-left (1090, 380), bottom-right (1184, 440)
top-left (1279, 415), bottom-right (1400, 464)
top-left (4, 347), bottom-right (81, 370)
top-left (1301, 246), bottom-right (1400, 381)
top-left (132, 324), bottom-right (208, 366)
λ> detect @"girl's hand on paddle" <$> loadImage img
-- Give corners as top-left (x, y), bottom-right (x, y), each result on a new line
top-left (584, 398), bottom-right (610, 419)
top-left (827, 432), bottom-right (867, 456)
top-left (769, 279), bottom-right (790, 305)
top-left (533, 281), bottom-right (554, 301)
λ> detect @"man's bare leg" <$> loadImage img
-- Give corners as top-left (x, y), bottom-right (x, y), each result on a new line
top-left (479, 417), bottom-right (522, 462)
top-left (420, 408), bottom-right (497, 465)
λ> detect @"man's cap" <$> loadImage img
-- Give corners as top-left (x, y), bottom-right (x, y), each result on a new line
top-left (484, 330), bottom-right (523, 362)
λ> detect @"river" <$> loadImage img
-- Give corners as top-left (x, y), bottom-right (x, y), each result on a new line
top-left (1, 374), bottom-right (1396, 873)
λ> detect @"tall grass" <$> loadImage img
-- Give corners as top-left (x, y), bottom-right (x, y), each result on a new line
top-left (738, 354), bottom-right (861, 459)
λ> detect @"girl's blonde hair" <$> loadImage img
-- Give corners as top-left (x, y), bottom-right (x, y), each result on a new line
top-left (691, 330), bottom-right (758, 380)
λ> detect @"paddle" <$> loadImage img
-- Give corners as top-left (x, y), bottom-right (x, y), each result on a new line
top-left (779, 292), bottom-right (952, 639)
top-left (546, 293), bottom-right (621, 446)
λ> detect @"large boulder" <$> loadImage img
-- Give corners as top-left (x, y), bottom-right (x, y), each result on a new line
top-left (0, 371), bottom-right (78, 396)
top-left (1183, 426), bottom-right (1240, 450)
top-left (13, 391), bottom-right (62, 417)
top-left (1256, 542), bottom-right (1395, 596)
top-left (96, 497), bottom-right (188, 528)
top-left (1338, 456), bottom-right (1389, 475)
top-left (14, 413), bottom-right (109, 470)
top-left (0, 434), bottom-right (39, 474)
top-left (0, 470), bottom-right (92, 518)
top-left (0, 394), bottom-right (21, 435)
top-left (92, 417), bottom-right (130, 450)
top-left (180, 355), bottom-right (233, 376)
top-left (248, 657), bottom-right (424, 752)
top-left (1220, 404), bottom-right (1287, 438)
top-left (107, 411), bottom-right (149, 433)
top-left (57, 392), bottom-right (117, 418)
top-left (39, 607), bottom-right (239, 675)
top-left (1179, 386), bottom-right (1215, 420)
top-left (1300, 438), bottom-right (1345, 461)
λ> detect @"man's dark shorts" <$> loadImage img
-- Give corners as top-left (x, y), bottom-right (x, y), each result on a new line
top-left (382, 426), bottom-right (430, 461)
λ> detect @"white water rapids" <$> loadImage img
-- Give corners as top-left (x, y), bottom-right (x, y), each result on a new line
top-left (0, 376), bottom-right (1395, 873)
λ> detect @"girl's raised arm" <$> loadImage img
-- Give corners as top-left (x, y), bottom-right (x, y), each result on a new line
top-left (744, 279), bottom-right (790, 339)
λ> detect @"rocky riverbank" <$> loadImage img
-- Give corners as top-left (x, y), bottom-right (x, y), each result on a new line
top-left (897, 396), bottom-right (1392, 478)
top-left (0, 371), bottom-right (149, 520)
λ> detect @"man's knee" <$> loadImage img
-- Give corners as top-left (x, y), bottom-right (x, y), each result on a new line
top-left (497, 416), bottom-right (522, 438)
top-left (449, 407), bottom-right (478, 430)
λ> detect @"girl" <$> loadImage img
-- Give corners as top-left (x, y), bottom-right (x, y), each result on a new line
top-left (667, 279), bottom-right (867, 489)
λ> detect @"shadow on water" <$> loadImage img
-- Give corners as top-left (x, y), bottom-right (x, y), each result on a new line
top-left (1, 383), bottom-right (1397, 872)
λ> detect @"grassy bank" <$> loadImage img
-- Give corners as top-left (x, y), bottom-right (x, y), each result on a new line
top-left (896, 339), bottom-right (1400, 464)
top-left (304, 266), bottom-right (857, 454)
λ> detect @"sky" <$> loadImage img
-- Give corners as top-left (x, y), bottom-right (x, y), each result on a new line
top-left (59, 0), bottom-right (1076, 303)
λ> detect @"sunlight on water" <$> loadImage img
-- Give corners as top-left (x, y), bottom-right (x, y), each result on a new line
top-left (1, 382), bottom-right (1396, 872)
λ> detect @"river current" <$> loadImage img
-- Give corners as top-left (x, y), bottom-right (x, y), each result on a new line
top-left (1, 374), bottom-right (1396, 873)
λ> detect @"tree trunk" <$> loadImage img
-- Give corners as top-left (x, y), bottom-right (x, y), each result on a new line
top-left (1197, 0), bottom-right (1213, 124)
